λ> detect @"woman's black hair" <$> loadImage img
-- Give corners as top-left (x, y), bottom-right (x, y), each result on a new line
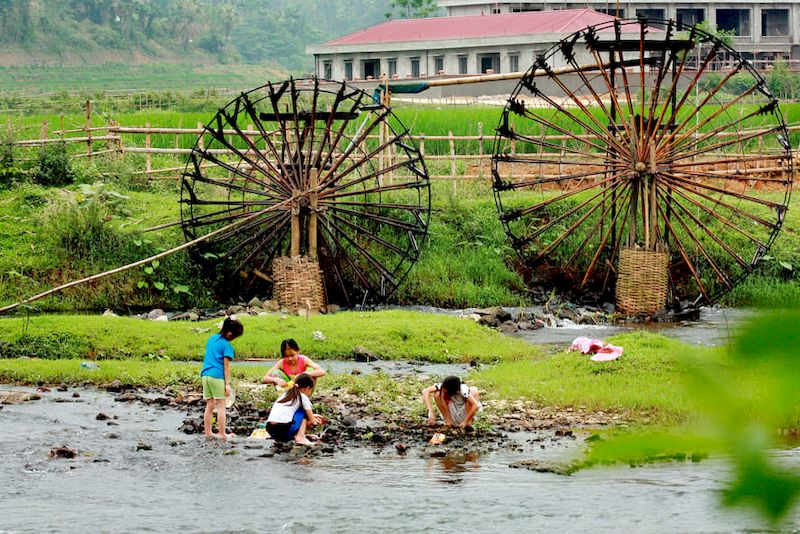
top-left (221, 318), bottom-right (244, 337)
top-left (441, 376), bottom-right (461, 397)
top-left (280, 338), bottom-right (301, 357)
top-left (278, 373), bottom-right (315, 405)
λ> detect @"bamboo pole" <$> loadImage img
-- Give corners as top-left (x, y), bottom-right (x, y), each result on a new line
top-left (477, 121), bottom-right (484, 178)
top-left (40, 120), bottom-right (47, 147)
top-left (85, 99), bottom-right (92, 160)
top-left (449, 130), bottom-right (457, 195)
top-left (309, 168), bottom-right (319, 261)
top-left (145, 122), bottom-right (152, 173)
top-left (0, 199), bottom-right (292, 314)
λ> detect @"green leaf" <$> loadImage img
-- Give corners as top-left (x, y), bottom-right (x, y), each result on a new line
top-left (133, 240), bottom-right (143, 247)
top-left (136, 281), bottom-right (148, 289)
top-left (144, 267), bottom-right (154, 275)
top-left (172, 284), bottom-right (190, 294)
top-left (153, 282), bottom-right (165, 291)
top-left (151, 260), bottom-right (160, 269)
top-left (779, 261), bottom-right (793, 271)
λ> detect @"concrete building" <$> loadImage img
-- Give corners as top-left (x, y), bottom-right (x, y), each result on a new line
top-left (439, 0), bottom-right (798, 60)
top-left (307, 9), bottom-right (619, 81)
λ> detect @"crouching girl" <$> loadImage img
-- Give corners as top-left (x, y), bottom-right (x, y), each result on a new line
top-left (266, 373), bottom-right (323, 445)
top-left (422, 376), bottom-right (482, 430)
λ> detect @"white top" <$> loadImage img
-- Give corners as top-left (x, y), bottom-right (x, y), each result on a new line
top-left (434, 382), bottom-right (471, 401)
top-left (267, 391), bottom-right (312, 424)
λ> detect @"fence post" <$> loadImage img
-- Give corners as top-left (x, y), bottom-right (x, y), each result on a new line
top-left (449, 130), bottom-right (457, 195)
top-left (85, 100), bottom-right (92, 160)
top-left (145, 122), bottom-right (152, 174)
top-left (40, 120), bottom-right (48, 147)
top-left (510, 122), bottom-right (515, 180)
top-left (197, 122), bottom-right (205, 150)
top-left (477, 121), bottom-right (484, 179)
top-left (176, 118), bottom-right (182, 150)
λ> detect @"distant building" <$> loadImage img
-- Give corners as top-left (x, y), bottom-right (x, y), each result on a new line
top-left (439, 0), bottom-right (797, 60)
top-left (307, 9), bottom-right (618, 81)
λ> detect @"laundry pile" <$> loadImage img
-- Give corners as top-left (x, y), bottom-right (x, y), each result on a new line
top-left (569, 337), bottom-right (624, 361)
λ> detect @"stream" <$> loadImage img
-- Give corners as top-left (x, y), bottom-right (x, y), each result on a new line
top-left (1, 388), bottom-right (798, 533)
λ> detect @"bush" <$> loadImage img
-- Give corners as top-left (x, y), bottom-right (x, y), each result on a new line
top-left (44, 198), bottom-right (128, 263)
top-left (34, 141), bottom-right (73, 186)
top-left (0, 130), bottom-right (26, 188)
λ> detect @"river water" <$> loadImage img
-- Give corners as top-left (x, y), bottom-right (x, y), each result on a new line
top-left (2, 388), bottom-right (797, 533)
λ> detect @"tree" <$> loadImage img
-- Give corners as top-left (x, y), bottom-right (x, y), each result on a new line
top-left (385, 0), bottom-right (439, 19)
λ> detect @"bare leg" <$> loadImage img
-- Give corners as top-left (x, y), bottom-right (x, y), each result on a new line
top-left (433, 394), bottom-right (453, 426)
top-left (203, 399), bottom-right (215, 438)
top-left (464, 387), bottom-right (482, 428)
top-left (215, 398), bottom-right (228, 440)
top-left (294, 418), bottom-right (312, 445)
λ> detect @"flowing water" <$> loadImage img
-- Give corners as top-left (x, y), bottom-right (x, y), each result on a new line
top-left (1, 388), bottom-right (797, 533)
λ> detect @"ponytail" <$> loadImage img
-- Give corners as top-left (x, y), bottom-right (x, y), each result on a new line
top-left (277, 373), bottom-right (314, 405)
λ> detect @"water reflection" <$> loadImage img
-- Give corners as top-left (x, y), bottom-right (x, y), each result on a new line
top-left (427, 451), bottom-right (481, 485)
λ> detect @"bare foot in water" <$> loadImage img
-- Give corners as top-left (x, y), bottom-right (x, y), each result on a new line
top-left (295, 437), bottom-right (313, 446)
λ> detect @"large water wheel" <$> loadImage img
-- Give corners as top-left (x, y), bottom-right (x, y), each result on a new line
top-left (180, 78), bottom-right (430, 307)
top-left (492, 19), bottom-right (793, 311)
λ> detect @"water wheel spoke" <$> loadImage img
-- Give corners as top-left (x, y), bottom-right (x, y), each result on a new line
top-left (512, 104), bottom-right (617, 155)
top-left (226, 214), bottom-right (291, 272)
top-left (498, 129), bottom-right (625, 164)
top-left (313, 85), bottom-right (366, 172)
top-left (658, 182), bottom-right (767, 249)
top-left (320, 199), bottom-right (426, 211)
top-left (658, 174), bottom-right (780, 230)
top-left (240, 92), bottom-right (295, 187)
top-left (318, 215), bottom-right (374, 290)
top-left (327, 205), bottom-right (424, 233)
top-left (323, 217), bottom-right (398, 286)
top-left (654, 199), bottom-right (709, 296)
top-left (207, 211), bottom-right (287, 246)
top-left (265, 80), bottom-right (302, 189)
top-left (323, 176), bottom-right (427, 200)
top-left (323, 130), bottom-right (411, 189)
top-left (578, 186), bottom-right (634, 289)
top-left (186, 169), bottom-right (284, 201)
top-left (504, 174), bottom-right (627, 221)
top-left (329, 213), bottom-right (415, 261)
top-left (659, 171), bottom-right (784, 210)
top-left (654, 184), bottom-right (751, 270)
top-left (499, 168), bottom-right (620, 191)
top-left (181, 206), bottom-right (268, 230)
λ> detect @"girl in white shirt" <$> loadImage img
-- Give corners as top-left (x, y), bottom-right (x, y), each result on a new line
top-left (266, 373), bottom-right (323, 445)
top-left (422, 375), bottom-right (482, 430)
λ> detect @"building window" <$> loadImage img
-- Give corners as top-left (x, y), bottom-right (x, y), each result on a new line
top-left (362, 59), bottom-right (380, 79)
top-left (411, 57), bottom-right (420, 77)
top-left (596, 8), bottom-right (624, 18)
top-left (509, 54), bottom-right (519, 72)
top-left (388, 58), bottom-right (397, 77)
top-left (434, 56), bottom-right (444, 74)
top-left (511, 5), bottom-right (540, 12)
top-left (458, 56), bottom-right (468, 74)
top-left (323, 61), bottom-right (332, 79)
top-left (344, 61), bottom-right (353, 81)
top-left (762, 9), bottom-right (789, 37)
top-left (717, 9), bottom-right (750, 36)
top-left (491, 8), bottom-right (501, 14)
top-left (676, 8), bottom-right (704, 28)
top-left (478, 53), bottom-right (500, 74)
top-left (635, 9), bottom-right (664, 22)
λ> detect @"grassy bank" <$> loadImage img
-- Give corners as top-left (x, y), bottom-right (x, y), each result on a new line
top-left (0, 310), bottom-right (534, 363)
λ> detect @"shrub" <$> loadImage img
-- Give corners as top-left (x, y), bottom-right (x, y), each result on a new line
top-left (0, 332), bottom-right (91, 360)
top-left (44, 198), bottom-right (127, 263)
top-left (34, 141), bottom-right (73, 186)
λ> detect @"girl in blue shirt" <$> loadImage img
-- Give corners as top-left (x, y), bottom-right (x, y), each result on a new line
top-left (201, 318), bottom-right (244, 441)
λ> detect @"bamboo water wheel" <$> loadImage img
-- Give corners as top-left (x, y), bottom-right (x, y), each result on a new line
top-left (492, 19), bottom-right (793, 312)
top-left (180, 78), bottom-right (430, 307)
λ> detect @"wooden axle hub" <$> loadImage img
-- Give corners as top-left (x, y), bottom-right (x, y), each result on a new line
top-left (290, 169), bottom-right (320, 260)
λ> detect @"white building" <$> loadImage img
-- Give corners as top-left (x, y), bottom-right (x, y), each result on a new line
top-left (307, 9), bottom-right (619, 81)
top-left (439, 0), bottom-right (798, 60)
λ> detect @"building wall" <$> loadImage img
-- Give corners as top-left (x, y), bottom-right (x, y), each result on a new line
top-left (441, 1), bottom-right (800, 58)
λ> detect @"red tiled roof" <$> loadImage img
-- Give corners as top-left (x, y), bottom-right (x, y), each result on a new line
top-left (325, 9), bottom-right (618, 46)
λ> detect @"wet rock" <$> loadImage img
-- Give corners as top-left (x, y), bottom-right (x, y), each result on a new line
top-left (95, 413), bottom-right (110, 421)
top-left (555, 429), bottom-right (574, 438)
top-left (320, 445), bottom-right (335, 454)
top-left (352, 346), bottom-right (378, 362)
top-left (227, 305), bottom-right (245, 316)
top-left (0, 391), bottom-right (41, 404)
top-left (114, 392), bottom-right (138, 402)
top-left (428, 449), bottom-right (447, 458)
top-left (263, 300), bottom-right (280, 312)
top-left (602, 302), bottom-right (615, 314)
top-left (477, 314), bottom-right (500, 328)
top-left (106, 433), bottom-right (119, 439)
top-left (136, 441), bottom-right (152, 451)
top-left (325, 304), bottom-right (341, 314)
top-left (498, 321), bottom-right (519, 334)
top-left (147, 309), bottom-right (166, 321)
top-left (57, 384), bottom-right (69, 392)
top-left (180, 417), bottom-right (203, 434)
top-left (49, 446), bottom-right (77, 459)
top-left (395, 443), bottom-right (408, 455)
top-left (106, 421), bottom-right (119, 426)
top-left (474, 306), bottom-right (512, 323)
top-left (555, 307), bottom-right (578, 322)
top-left (72, 392), bottom-right (80, 398)
top-left (342, 416), bottom-right (358, 427)
top-left (247, 297), bottom-right (263, 309)
top-left (351, 368), bottom-right (362, 375)
top-left (172, 312), bottom-right (200, 321)
top-left (105, 380), bottom-right (124, 393)
top-left (509, 459), bottom-right (577, 475)
top-left (170, 440), bottom-right (185, 447)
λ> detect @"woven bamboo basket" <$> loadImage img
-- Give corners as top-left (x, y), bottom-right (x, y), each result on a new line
top-left (616, 246), bottom-right (669, 315)
top-left (272, 255), bottom-right (326, 314)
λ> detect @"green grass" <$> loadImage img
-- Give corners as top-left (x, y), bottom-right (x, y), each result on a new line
top-left (471, 332), bottom-right (704, 425)
top-left (0, 310), bottom-right (535, 363)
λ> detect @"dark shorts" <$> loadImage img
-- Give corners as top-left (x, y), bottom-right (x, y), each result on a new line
top-left (266, 408), bottom-right (306, 442)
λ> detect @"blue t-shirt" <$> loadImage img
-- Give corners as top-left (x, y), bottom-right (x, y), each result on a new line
top-left (201, 334), bottom-right (235, 379)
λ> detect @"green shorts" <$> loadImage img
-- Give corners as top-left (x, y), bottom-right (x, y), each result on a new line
top-left (202, 376), bottom-right (226, 399)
